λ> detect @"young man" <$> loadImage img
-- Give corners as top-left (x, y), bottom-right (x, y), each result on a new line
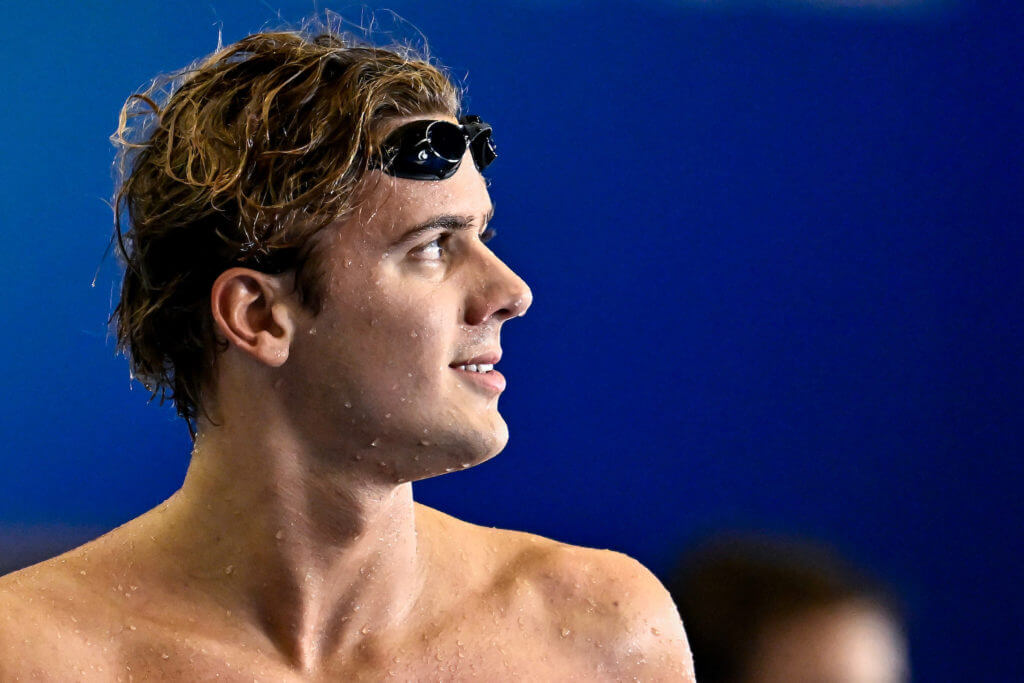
top-left (0, 29), bottom-right (693, 680)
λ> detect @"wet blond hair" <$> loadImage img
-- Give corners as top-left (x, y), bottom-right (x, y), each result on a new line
top-left (112, 27), bottom-right (459, 434)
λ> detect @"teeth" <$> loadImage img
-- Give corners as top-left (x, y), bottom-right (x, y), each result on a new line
top-left (457, 363), bottom-right (494, 373)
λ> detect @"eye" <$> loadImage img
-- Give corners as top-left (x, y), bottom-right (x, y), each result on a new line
top-left (411, 232), bottom-right (450, 261)
top-left (480, 226), bottom-right (497, 244)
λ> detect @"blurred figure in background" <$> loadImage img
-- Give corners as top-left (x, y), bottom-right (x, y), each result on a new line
top-left (669, 535), bottom-right (909, 683)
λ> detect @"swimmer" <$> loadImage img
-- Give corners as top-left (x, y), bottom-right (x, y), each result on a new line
top-left (0, 27), bottom-right (694, 680)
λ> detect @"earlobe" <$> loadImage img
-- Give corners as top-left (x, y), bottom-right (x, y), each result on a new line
top-left (210, 268), bottom-right (296, 367)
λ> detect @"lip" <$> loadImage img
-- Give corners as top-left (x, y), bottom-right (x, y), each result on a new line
top-left (451, 366), bottom-right (506, 394)
top-left (449, 350), bottom-right (505, 395)
top-left (450, 350), bottom-right (502, 366)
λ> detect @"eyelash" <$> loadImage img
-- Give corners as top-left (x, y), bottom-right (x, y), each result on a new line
top-left (414, 228), bottom-right (497, 260)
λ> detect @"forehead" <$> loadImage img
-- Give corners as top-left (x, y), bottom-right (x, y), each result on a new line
top-left (346, 150), bottom-right (493, 244)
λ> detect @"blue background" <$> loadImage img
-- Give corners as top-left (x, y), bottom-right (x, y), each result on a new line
top-left (1, 1), bottom-right (1021, 680)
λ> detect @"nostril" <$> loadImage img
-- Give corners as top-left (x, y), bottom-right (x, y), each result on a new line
top-left (465, 260), bottom-right (532, 324)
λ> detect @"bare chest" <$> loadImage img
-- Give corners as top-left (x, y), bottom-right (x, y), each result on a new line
top-left (96, 621), bottom-right (609, 682)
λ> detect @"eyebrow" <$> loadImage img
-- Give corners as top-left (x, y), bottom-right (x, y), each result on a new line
top-left (392, 207), bottom-right (495, 247)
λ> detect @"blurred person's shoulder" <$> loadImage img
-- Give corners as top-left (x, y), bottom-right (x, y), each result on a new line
top-left (419, 504), bottom-right (695, 679)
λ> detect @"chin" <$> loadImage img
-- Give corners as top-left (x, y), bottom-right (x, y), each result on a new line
top-left (402, 414), bottom-right (509, 483)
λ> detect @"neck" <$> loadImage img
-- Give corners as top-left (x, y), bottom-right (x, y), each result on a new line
top-left (148, 414), bottom-right (425, 671)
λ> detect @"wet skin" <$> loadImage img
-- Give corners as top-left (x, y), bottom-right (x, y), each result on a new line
top-left (0, 119), bottom-right (694, 681)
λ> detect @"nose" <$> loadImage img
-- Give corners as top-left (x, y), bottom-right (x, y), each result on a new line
top-left (463, 249), bottom-right (533, 326)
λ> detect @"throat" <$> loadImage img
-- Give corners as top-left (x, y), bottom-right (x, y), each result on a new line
top-left (165, 439), bottom-right (427, 670)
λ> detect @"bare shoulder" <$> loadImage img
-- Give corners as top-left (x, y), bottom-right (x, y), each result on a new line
top-left (517, 537), bottom-right (694, 680)
top-left (0, 554), bottom-right (111, 679)
top-left (419, 505), bottom-right (695, 680)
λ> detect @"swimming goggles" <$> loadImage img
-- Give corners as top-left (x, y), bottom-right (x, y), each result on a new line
top-left (379, 115), bottom-right (496, 181)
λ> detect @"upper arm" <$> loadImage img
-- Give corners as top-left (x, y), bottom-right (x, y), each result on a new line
top-left (593, 550), bottom-right (695, 681)
top-left (532, 545), bottom-right (696, 681)
top-left (0, 578), bottom-right (104, 680)
top-left (0, 590), bottom-right (39, 678)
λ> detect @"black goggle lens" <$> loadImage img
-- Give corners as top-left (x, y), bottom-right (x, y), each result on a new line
top-left (427, 121), bottom-right (466, 161)
top-left (460, 115), bottom-right (496, 172)
top-left (381, 116), bottom-right (497, 180)
top-left (467, 131), bottom-right (496, 171)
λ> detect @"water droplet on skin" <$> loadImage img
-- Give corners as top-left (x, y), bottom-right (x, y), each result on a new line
top-left (419, 439), bottom-right (431, 447)
top-left (370, 438), bottom-right (380, 447)
top-left (275, 530), bottom-right (284, 540)
top-left (460, 463), bottom-right (471, 468)
top-left (384, 413), bottom-right (391, 419)
top-left (445, 467), bottom-right (455, 472)
top-left (345, 259), bottom-right (353, 268)
top-left (354, 454), bottom-right (363, 461)
top-left (370, 318), bottom-right (380, 327)
top-left (650, 626), bottom-right (661, 636)
top-left (224, 565), bottom-right (234, 575)
top-left (360, 625), bottom-right (370, 635)
top-left (344, 401), bottom-right (353, 408)
top-left (308, 327), bottom-right (317, 336)
top-left (161, 653), bottom-right (170, 660)
top-left (410, 330), bottom-right (418, 337)
top-left (560, 627), bottom-right (571, 638)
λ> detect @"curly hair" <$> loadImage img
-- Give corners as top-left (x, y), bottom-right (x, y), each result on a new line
top-left (112, 27), bottom-right (460, 436)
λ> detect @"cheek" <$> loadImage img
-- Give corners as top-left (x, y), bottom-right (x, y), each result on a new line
top-left (377, 294), bottom-right (452, 380)
top-left (314, 255), bottom-right (458, 404)
top-left (343, 286), bottom-right (454, 403)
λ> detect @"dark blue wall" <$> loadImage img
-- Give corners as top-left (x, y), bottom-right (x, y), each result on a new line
top-left (2, 1), bottom-right (1021, 680)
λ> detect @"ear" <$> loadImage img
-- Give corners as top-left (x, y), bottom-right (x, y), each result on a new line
top-left (210, 268), bottom-right (297, 367)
